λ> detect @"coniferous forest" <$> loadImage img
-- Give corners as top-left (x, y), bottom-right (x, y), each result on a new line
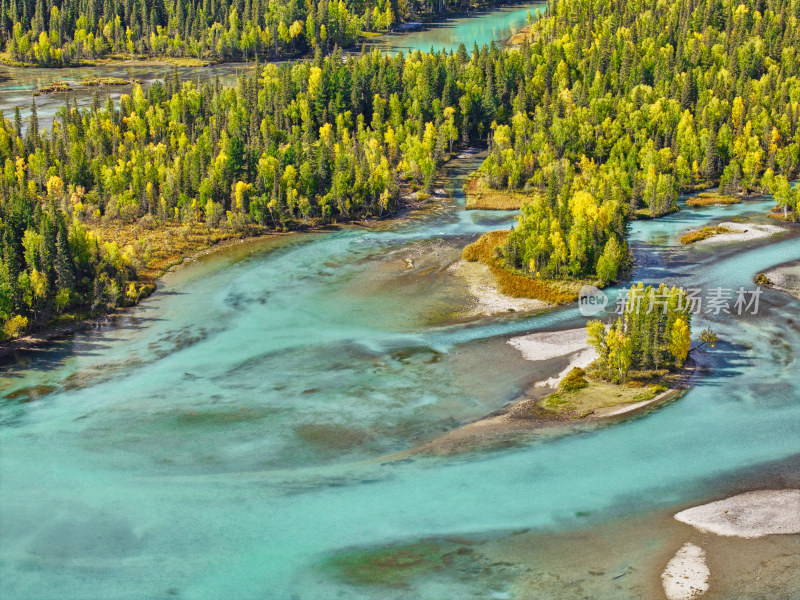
top-left (2, 0), bottom-right (800, 339)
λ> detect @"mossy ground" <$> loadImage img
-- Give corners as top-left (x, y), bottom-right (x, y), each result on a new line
top-left (81, 77), bottom-right (137, 86)
top-left (33, 81), bottom-right (71, 95)
top-left (539, 378), bottom-right (667, 418)
top-left (323, 541), bottom-right (454, 587)
top-left (632, 206), bottom-right (681, 219)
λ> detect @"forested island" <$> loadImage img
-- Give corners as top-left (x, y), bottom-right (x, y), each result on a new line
top-left (2, 0), bottom-right (800, 340)
top-left (540, 284), bottom-right (708, 418)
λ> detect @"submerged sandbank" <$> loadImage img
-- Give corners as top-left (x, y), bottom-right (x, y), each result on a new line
top-left (761, 260), bottom-right (800, 300)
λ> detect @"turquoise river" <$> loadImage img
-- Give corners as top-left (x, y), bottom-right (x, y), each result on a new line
top-left (1, 4), bottom-right (799, 600)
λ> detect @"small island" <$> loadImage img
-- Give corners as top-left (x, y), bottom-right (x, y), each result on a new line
top-left (685, 192), bottom-right (741, 207)
top-left (539, 284), bottom-right (710, 419)
top-left (389, 282), bottom-right (713, 459)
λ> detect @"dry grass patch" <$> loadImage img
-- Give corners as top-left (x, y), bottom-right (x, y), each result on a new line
top-left (464, 175), bottom-right (535, 210)
top-left (686, 192), bottom-right (741, 207)
top-left (680, 225), bottom-right (735, 244)
top-left (462, 230), bottom-right (583, 304)
top-left (767, 211), bottom-right (796, 221)
top-left (90, 221), bottom-right (271, 290)
top-left (507, 24), bottom-right (538, 46)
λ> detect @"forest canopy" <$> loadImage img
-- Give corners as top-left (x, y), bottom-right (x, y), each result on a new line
top-left (480, 0), bottom-right (800, 281)
top-left (0, 0), bottom-right (492, 65)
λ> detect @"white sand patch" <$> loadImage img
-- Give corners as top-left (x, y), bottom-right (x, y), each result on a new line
top-left (450, 260), bottom-right (549, 318)
top-left (674, 489), bottom-right (800, 538)
top-left (507, 328), bottom-right (589, 362)
top-left (696, 222), bottom-right (784, 245)
top-left (596, 396), bottom-right (660, 417)
top-left (661, 542), bottom-right (710, 600)
top-left (534, 348), bottom-right (598, 388)
top-left (508, 328), bottom-right (598, 388)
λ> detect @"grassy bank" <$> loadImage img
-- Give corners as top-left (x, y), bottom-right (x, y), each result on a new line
top-left (536, 365), bottom-right (690, 419)
top-left (462, 230), bottom-right (585, 303)
top-left (538, 368), bottom-right (667, 418)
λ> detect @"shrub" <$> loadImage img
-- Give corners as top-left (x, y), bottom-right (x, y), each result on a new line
top-left (560, 367), bottom-right (589, 392)
top-left (754, 273), bottom-right (773, 286)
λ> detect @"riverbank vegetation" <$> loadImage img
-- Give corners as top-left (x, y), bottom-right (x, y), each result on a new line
top-left (686, 192), bottom-right (740, 207)
top-left (0, 39), bottom-right (536, 339)
top-left (0, 0), bottom-right (508, 67)
top-left (538, 367), bottom-right (671, 418)
top-left (5, 0), bottom-right (800, 339)
top-left (461, 230), bottom-right (583, 303)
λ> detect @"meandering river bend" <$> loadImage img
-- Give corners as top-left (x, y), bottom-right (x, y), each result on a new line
top-left (1, 5), bottom-right (799, 599)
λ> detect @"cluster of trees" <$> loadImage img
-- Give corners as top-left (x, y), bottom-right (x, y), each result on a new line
top-left (480, 0), bottom-right (800, 279)
top-left (586, 283), bottom-right (692, 382)
top-left (5, 0), bottom-right (800, 337)
top-left (0, 0), bottom-right (495, 65)
top-left (500, 160), bottom-right (629, 284)
top-left (0, 195), bottom-right (138, 340)
top-left (0, 41), bottom-right (530, 336)
top-left (763, 170), bottom-right (800, 219)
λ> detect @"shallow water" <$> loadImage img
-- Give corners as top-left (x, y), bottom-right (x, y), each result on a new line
top-left (1, 151), bottom-right (799, 598)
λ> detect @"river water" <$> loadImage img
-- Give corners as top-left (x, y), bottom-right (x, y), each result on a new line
top-left (1, 150), bottom-right (799, 598)
top-left (2, 5), bottom-right (800, 600)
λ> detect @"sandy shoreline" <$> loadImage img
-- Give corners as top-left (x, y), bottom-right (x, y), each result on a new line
top-left (675, 489), bottom-right (800, 538)
top-left (661, 542), bottom-right (710, 600)
top-left (449, 259), bottom-right (551, 319)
